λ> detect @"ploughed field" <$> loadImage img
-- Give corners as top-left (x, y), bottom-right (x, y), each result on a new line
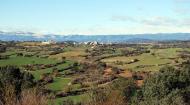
top-left (0, 41), bottom-right (189, 104)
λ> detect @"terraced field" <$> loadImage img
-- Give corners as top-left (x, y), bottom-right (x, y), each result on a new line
top-left (0, 48), bottom-right (84, 104)
top-left (1, 42), bottom-right (189, 105)
top-left (49, 47), bottom-right (89, 62)
top-left (102, 48), bottom-right (185, 71)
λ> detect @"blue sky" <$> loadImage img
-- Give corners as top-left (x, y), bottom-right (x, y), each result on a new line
top-left (0, 0), bottom-right (190, 35)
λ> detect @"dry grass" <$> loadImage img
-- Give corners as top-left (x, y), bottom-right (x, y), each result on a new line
top-left (0, 85), bottom-right (48, 105)
top-left (0, 85), bottom-right (17, 105)
top-left (86, 89), bottom-right (126, 105)
top-left (18, 88), bottom-right (48, 105)
top-left (86, 79), bottom-right (126, 105)
top-left (119, 70), bottom-right (133, 78)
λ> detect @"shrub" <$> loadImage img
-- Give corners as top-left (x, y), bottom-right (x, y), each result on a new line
top-left (0, 66), bottom-right (38, 105)
top-left (0, 66), bottom-right (35, 96)
top-left (130, 65), bottom-right (190, 105)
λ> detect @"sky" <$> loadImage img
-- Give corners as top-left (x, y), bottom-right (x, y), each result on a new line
top-left (0, 0), bottom-right (190, 35)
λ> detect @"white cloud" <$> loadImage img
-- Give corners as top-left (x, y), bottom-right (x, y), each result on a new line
top-left (141, 17), bottom-right (177, 26)
top-left (173, 7), bottom-right (190, 14)
top-left (111, 15), bottom-right (190, 26)
top-left (1, 16), bottom-right (190, 35)
top-left (111, 15), bottom-right (137, 22)
top-left (180, 18), bottom-right (190, 26)
top-left (141, 17), bottom-right (190, 27)
top-left (60, 23), bottom-right (190, 35)
top-left (77, 16), bottom-right (190, 34)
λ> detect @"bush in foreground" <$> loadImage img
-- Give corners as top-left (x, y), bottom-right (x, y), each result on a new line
top-left (0, 66), bottom-right (48, 105)
top-left (130, 66), bottom-right (190, 105)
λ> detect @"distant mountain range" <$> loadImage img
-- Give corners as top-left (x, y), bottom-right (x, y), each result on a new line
top-left (0, 31), bottom-right (190, 43)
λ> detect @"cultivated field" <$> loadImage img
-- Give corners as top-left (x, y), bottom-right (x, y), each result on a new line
top-left (0, 41), bottom-right (190, 104)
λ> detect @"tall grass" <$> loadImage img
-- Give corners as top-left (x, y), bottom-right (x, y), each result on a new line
top-left (18, 88), bottom-right (48, 105)
top-left (0, 85), bottom-right (48, 105)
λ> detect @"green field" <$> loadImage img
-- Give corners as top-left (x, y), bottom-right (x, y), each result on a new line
top-left (0, 56), bottom-right (58, 66)
top-left (31, 61), bottom-right (73, 80)
top-left (47, 77), bottom-right (71, 91)
top-left (101, 48), bottom-right (185, 71)
top-left (102, 53), bottom-right (170, 71)
top-left (53, 94), bottom-right (88, 105)
top-left (1, 43), bottom-right (189, 105)
top-left (151, 48), bottom-right (183, 58)
top-left (0, 44), bottom-right (90, 102)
